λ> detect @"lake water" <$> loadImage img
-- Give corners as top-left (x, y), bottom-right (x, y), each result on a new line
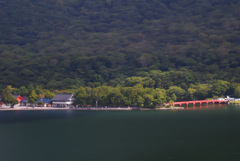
top-left (0, 105), bottom-right (240, 161)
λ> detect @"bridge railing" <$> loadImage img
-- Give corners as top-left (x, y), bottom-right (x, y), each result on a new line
top-left (166, 100), bottom-right (228, 106)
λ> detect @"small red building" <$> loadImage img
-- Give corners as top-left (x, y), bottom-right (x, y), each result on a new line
top-left (13, 94), bottom-right (25, 104)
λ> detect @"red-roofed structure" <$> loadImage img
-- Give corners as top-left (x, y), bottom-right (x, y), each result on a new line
top-left (166, 100), bottom-right (228, 107)
top-left (13, 95), bottom-right (25, 104)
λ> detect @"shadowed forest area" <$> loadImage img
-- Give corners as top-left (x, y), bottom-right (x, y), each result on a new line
top-left (1, 0), bottom-right (240, 105)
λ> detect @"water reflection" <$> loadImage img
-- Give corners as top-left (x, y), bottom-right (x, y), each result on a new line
top-left (184, 104), bottom-right (228, 110)
top-left (0, 105), bottom-right (240, 161)
top-left (0, 110), bottom-right (91, 124)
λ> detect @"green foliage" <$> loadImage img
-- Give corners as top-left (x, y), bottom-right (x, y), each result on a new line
top-left (211, 80), bottom-right (230, 97)
top-left (0, 0), bottom-right (239, 105)
top-left (73, 84), bottom-right (175, 108)
top-left (230, 101), bottom-right (240, 104)
top-left (143, 94), bottom-right (154, 108)
top-left (72, 80), bottom-right (235, 107)
top-left (154, 88), bottom-right (167, 105)
top-left (187, 88), bottom-right (197, 99)
top-left (44, 90), bottom-right (56, 99)
top-left (18, 86), bottom-right (28, 96)
top-left (170, 94), bottom-right (177, 102)
top-left (0, 0), bottom-right (239, 89)
top-left (1, 86), bottom-right (18, 107)
top-left (190, 84), bottom-right (212, 100)
top-left (28, 90), bottom-right (38, 104)
top-left (167, 86), bottom-right (186, 101)
top-left (234, 86), bottom-right (240, 98)
top-left (1, 78), bottom-right (237, 108)
top-left (74, 87), bottom-right (89, 106)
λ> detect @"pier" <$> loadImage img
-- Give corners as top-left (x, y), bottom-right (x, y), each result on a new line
top-left (166, 100), bottom-right (228, 107)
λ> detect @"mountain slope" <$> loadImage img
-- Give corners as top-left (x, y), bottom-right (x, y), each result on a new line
top-left (0, 0), bottom-right (240, 89)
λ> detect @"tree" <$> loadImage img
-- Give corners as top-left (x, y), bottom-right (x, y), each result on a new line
top-left (136, 96), bottom-right (145, 107)
top-left (19, 86), bottom-right (28, 96)
top-left (28, 90), bottom-right (38, 106)
top-left (1, 86), bottom-right (18, 108)
top-left (137, 53), bottom-right (153, 67)
top-left (91, 87), bottom-right (108, 107)
top-left (211, 80), bottom-right (230, 97)
top-left (170, 93), bottom-right (177, 102)
top-left (129, 84), bottom-right (145, 106)
top-left (107, 88), bottom-right (124, 107)
top-left (143, 94), bottom-right (154, 107)
top-left (143, 78), bottom-right (155, 88)
top-left (27, 84), bottom-right (35, 96)
top-left (234, 85), bottom-right (240, 98)
top-left (74, 87), bottom-right (89, 107)
top-left (35, 85), bottom-right (44, 95)
top-left (167, 86), bottom-right (186, 101)
top-left (44, 90), bottom-right (55, 99)
top-left (192, 84), bottom-right (211, 100)
top-left (38, 94), bottom-right (45, 107)
top-left (125, 77), bottom-right (144, 87)
top-left (154, 88), bottom-right (167, 106)
top-left (187, 88), bottom-right (197, 100)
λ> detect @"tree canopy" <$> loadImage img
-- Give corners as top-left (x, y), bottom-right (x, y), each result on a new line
top-left (0, 0), bottom-right (240, 89)
top-left (1, 86), bottom-right (18, 107)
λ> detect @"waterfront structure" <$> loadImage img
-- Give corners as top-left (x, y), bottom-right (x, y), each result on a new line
top-left (13, 94), bottom-right (25, 104)
top-left (166, 100), bottom-right (228, 107)
top-left (36, 98), bottom-right (52, 107)
top-left (51, 93), bottom-right (74, 108)
top-left (20, 96), bottom-right (29, 106)
top-left (225, 96), bottom-right (240, 101)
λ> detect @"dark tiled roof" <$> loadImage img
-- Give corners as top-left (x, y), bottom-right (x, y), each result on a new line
top-left (52, 93), bottom-right (73, 101)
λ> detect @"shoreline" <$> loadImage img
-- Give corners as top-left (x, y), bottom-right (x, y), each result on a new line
top-left (0, 107), bottom-right (137, 111)
top-left (229, 101), bottom-right (240, 104)
top-left (0, 106), bottom-right (184, 111)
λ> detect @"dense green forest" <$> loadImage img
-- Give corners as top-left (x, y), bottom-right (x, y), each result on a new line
top-left (3, 80), bottom-right (240, 107)
top-left (1, 0), bottom-right (240, 104)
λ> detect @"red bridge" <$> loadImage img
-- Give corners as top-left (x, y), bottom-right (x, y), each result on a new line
top-left (166, 100), bottom-right (228, 107)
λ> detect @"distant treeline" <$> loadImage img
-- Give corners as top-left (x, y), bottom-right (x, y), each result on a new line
top-left (4, 77), bottom-right (240, 107)
top-left (0, 0), bottom-right (240, 89)
top-left (73, 79), bottom-right (240, 107)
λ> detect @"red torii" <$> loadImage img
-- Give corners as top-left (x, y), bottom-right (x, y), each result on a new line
top-left (13, 95), bottom-right (25, 104)
top-left (166, 100), bottom-right (228, 107)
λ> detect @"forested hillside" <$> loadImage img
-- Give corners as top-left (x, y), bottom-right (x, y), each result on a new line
top-left (1, 0), bottom-right (240, 91)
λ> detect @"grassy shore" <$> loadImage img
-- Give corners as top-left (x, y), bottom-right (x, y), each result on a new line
top-left (229, 101), bottom-right (240, 104)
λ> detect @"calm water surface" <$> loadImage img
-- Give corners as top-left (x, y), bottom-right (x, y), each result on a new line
top-left (0, 105), bottom-right (240, 161)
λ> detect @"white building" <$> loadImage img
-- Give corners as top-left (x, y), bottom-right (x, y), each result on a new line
top-left (52, 93), bottom-right (74, 108)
